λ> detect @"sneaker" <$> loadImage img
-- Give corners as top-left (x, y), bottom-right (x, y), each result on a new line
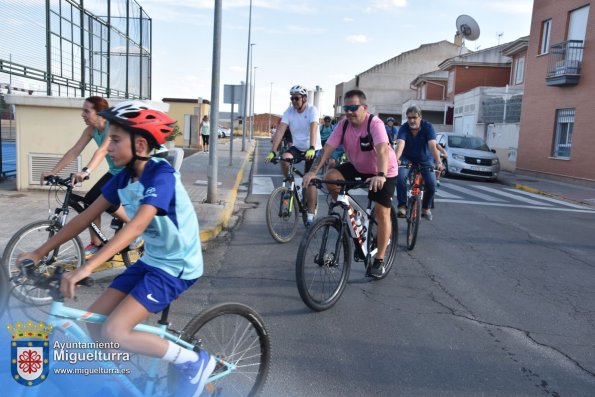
top-left (174, 350), bottom-right (216, 397)
top-left (422, 210), bottom-right (433, 221)
top-left (129, 236), bottom-right (144, 251)
top-left (368, 258), bottom-right (386, 279)
top-left (305, 219), bottom-right (314, 227)
top-left (397, 206), bottom-right (406, 218)
top-left (84, 243), bottom-right (101, 259)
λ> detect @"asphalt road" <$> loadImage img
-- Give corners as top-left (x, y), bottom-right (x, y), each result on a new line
top-left (3, 140), bottom-right (594, 396)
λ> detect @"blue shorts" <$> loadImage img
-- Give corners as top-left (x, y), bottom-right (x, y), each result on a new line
top-left (109, 260), bottom-right (197, 313)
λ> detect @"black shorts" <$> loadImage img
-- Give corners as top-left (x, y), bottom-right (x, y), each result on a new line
top-left (285, 146), bottom-right (320, 173)
top-left (84, 172), bottom-right (118, 213)
top-left (335, 162), bottom-right (396, 208)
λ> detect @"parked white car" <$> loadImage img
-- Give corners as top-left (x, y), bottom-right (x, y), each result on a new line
top-left (218, 126), bottom-right (231, 138)
top-left (436, 133), bottom-right (500, 181)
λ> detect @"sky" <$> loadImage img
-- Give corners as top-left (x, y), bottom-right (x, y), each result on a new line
top-left (137, 0), bottom-right (534, 117)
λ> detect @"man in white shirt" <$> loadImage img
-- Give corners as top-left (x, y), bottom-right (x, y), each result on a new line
top-left (266, 85), bottom-right (321, 225)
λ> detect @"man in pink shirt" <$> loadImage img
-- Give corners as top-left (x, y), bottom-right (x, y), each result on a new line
top-left (303, 89), bottom-right (398, 278)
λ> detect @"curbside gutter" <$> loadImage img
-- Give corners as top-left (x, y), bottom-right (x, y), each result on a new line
top-left (199, 141), bottom-right (256, 242)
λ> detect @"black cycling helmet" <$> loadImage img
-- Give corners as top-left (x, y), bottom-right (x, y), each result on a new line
top-left (324, 116), bottom-right (332, 122)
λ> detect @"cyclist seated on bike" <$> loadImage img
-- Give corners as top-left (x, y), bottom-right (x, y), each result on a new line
top-left (18, 101), bottom-right (215, 397)
top-left (328, 143), bottom-right (346, 169)
top-left (320, 115), bottom-right (334, 146)
top-left (265, 85), bottom-right (322, 226)
top-left (302, 89), bottom-right (398, 279)
top-left (39, 96), bottom-right (141, 259)
top-left (385, 117), bottom-right (398, 148)
top-left (394, 105), bottom-right (444, 221)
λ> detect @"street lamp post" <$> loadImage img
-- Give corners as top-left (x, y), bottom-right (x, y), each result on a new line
top-left (268, 82), bottom-right (273, 137)
top-left (241, 0), bottom-right (253, 151)
top-left (250, 66), bottom-right (258, 140)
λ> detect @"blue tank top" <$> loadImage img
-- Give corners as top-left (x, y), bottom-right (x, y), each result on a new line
top-left (93, 120), bottom-right (123, 175)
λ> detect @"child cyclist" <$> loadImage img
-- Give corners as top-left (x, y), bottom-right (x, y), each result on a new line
top-left (17, 101), bottom-right (214, 397)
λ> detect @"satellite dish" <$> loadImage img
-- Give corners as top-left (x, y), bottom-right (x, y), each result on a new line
top-left (456, 14), bottom-right (480, 41)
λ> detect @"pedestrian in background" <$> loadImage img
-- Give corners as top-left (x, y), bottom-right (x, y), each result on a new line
top-left (200, 115), bottom-right (210, 152)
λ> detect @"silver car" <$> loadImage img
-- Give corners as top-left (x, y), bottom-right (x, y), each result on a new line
top-left (436, 133), bottom-right (500, 181)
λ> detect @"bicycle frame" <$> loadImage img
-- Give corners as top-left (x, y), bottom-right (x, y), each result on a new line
top-left (321, 180), bottom-right (377, 264)
top-left (277, 158), bottom-right (307, 217)
top-left (45, 300), bottom-right (234, 397)
top-left (50, 180), bottom-right (112, 246)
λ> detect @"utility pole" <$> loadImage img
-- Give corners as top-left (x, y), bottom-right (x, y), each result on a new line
top-left (241, 0), bottom-right (253, 151)
top-left (207, 0), bottom-right (222, 203)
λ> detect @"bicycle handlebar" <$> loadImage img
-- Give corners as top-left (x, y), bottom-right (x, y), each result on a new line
top-left (44, 173), bottom-right (90, 186)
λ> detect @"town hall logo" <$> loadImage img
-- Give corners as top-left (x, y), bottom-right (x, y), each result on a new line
top-left (7, 320), bottom-right (53, 386)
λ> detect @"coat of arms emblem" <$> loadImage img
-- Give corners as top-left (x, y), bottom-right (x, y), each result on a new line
top-left (8, 320), bottom-right (53, 386)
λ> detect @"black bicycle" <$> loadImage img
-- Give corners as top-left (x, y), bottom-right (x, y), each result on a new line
top-left (2, 174), bottom-right (143, 305)
top-left (265, 157), bottom-right (311, 243)
top-left (295, 179), bottom-right (398, 311)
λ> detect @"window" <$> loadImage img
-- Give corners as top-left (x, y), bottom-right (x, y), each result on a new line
top-left (513, 56), bottom-right (525, 84)
top-left (540, 19), bottom-right (552, 54)
top-left (552, 108), bottom-right (575, 158)
top-left (447, 71), bottom-right (454, 94)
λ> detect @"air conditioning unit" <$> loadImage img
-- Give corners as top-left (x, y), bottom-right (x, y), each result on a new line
top-left (28, 153), bottom-right (81, 185)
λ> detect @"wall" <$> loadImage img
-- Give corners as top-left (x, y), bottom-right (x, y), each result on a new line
top-left (5, 95), bottom-right (168, 191)
top-left (337, 41), bottom-right (463, 117)
top-left (450, 65), bottom-right (511, 100)
top-left (486, 123), bottom-right (520, 171)
top-left (517, 0), bottom-right (595, 181)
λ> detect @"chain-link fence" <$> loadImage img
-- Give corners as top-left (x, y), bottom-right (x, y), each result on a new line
top-left (0, 0), bottom-right (151, 99)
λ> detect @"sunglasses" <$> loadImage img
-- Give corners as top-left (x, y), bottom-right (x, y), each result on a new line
top-left (290, 96), bottom-right (302, 101)
top-left (342, 104), bottom-right (362, 112)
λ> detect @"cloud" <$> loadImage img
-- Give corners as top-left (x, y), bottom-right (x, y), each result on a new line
top-left (346, 35), bottom-right (370, 44)
top-left (485, 1), bottom-right (532, 15)
top-left (371, 0), bottom-right (407, 9)
top-left (229, 66), bottom-right (245, 73)
top-left (343, 17), bottom-right (354, 22)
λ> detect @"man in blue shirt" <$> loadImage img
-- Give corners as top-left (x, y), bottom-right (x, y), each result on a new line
top-left (394, 105), bottom-right (444, 221)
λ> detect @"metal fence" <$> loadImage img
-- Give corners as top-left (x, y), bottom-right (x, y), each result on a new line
top-left (0, 0), bottom-right (151, 99)
top-left (1, 109), bottom-right (16, 178)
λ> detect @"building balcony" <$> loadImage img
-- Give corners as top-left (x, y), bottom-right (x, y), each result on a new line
top-left (545, 40), bottom-right (584, 86)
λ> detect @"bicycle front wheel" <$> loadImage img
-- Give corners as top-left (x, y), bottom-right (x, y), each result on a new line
top-left (296, 216), bottom-right (351, 311)
top-left (406, 196), bottom-right (421, 250)
top-left (169, 303), bottom-right (271, 397)
top-left (0, 265), bottom-right (8, 317)
top-left (266, 186), bottom-right (299, 243)
top-left (2, 220), bottom-right (84, 305)
top-left (366, 204), bottom-right (399, 279)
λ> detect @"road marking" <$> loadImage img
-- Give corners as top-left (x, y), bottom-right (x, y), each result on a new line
top-left (252, 176), bottom-right (275, 195)
top-left (503, 188), bottom-right (591, 209)
top-left (435, 199), bottom-right (595, 213)
top-left (473, 185), bottom-right (552, 206)
top-left (434, 189), bottom-right (462, 199)
top-left (443, 183), bottom-right (507, 202)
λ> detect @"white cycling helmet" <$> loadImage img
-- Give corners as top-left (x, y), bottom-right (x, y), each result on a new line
top-left (289, 85), bottom-right (307, 96)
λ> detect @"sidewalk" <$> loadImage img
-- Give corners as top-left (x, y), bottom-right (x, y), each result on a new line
top-left (497, 170), bottom-right (595, 207)
top-left (0, 137), bottom-right (256, 254)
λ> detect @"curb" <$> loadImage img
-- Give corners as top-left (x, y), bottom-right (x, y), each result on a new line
top-left (514, 183), bottom-right (588, 206)
top-left (199, 141), bottom-right (256, 242)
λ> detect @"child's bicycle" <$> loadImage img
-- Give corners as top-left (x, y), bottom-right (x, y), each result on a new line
top-left (265, 156), bottom-right (311, 243)
top-left (1, 174), bottom-right (144, 305)
top-left (12, 259), bottom-right (271, 396)
top-left (295, 178), bottom-right (399, 311)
